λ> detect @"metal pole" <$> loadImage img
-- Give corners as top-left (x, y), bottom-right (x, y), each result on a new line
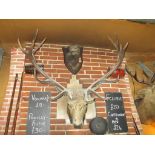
top-left (4, 74), bottom-right (18, 135)
top-left (11, 72), bottom-right (24, 135)
top-left (132, 114), bottom-right (140, 135)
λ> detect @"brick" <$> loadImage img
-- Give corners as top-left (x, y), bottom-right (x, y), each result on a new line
top-left (86, 70), bottom-right (102, 75)
top-left (66, 130), bottom-right (92, 135)
top-left (91, 58), bottom-right (106, 63)
top-left (20, 119), bottom-right (27, 124)
top-left (96, 108), bottom-right (105, 112)
top-left (51, 131), bottom-right (66, 135)
top-left (55, 125), bottom-right (66, 130)
top-left (83, 50), bottom-right (91, 55)
top-left (22, 87), bottom-right (42, 92)
top-left (41, 48), bottom-right (58, 52)
top-left (49, 51), bottom-right (63, 57)
top-left (127, 123), bottom-right (134, 127)
top-left (106, 52), bottom-right (117, 56)
top-left (101, 88), bottom-right (119, 92)
top-left (123, 98), bottom-right (131, 102)
top-left (0, 121), bottom-right (7, 125)
top-left (111, 84), bottom-right (128, 88)
top-left (84, 62), bottom-right (100, 67)
top-left (50, 113), bottom-right (56, 118)
top-left (19, 125), bottom-right (26, 130)
top-left (80, 79), bottom-right (94, 83)
top-left (53, 64), bottom-right (66, 69)
top-left (21, 102), bottom-right (28, 107)
top-left (40, 56), bottom-right (58, 60)
top-left (56, 78), bottom-right (70, 83)
top-left (51, 108), bottom-right (57, 113)
top-left (21, 108), bottom-right (28, 113)
top-left (81, 66), bottom-right (91, 70)
top-left (90, 74), bottom-right (102, 79)
top-left (125, 107), bottom-right (132, 112)
top-left (84, 47), bottom-right (97, 51)
top-left (83, 84), bottom-right (91, 88)
top-left (83, 58), bottom-right (91, 62)
top-left (122, 94), bottom-right (131, 98)
top-left (77, 74), bottom-right (91, 79)
top-left (19, 113), bottom-right (27, 118)
top-left (95, 102), bottom-right (105, 107)
top-left (99, 55), bottom-right (112, 60)
top-left (51, 44), bottom-right (66, 48)
top-left (92, 67), bottom-right (106, 71)
top-left (128, 128), bottom-right (136, 133)
top-left (97, 113), bottom-right (107, 117)
top-left (15, 131), bottom-right (26, 135)
top-left (124, 102), bottom-right (132, 107)
top-left (23, 83), bottom-right (36, 87)
top-left (56, 69), bottom-right (70, 73)
top-left (51, 119), bottom-right (65, 124)
top-left (21, 92), bottom-right (30, 96)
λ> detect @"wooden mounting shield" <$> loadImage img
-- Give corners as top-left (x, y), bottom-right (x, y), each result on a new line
top-left (62, 45), bottom-right (83, 74)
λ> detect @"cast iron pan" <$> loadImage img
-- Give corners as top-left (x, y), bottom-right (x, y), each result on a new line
top-left (89, 117), bottom-right (108, 135)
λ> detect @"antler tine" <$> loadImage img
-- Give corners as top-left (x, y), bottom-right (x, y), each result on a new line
top-left (17, 38), bottom-right (27, 54)
top-left (18, 30), bottom-right (72, 101)
top-left (33, 37), bottom-right (46, 54)
top-left (31, 29), bottom-right (38, 50)
top-left (116, 35), bottom-right (120, 50)
top-left (123, 42), bottom-right (129, 51)
top-left (108, 36), bottom-right (119, 51)
top-left (85, 37), bottom-right (128, 100)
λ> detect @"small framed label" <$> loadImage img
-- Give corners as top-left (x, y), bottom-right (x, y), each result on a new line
top-left (105, 92), bottom-right (128, 133)
top-left (27, 92), bottom-right (51, 135)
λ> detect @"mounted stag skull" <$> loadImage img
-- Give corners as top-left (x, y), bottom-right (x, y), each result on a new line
top-left (126, 63), bottom-right (155, 124)
top-left (18, 30), bottom-right (128, 128)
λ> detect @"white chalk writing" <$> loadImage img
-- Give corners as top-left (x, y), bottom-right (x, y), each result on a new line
top-left (110, 104), bottom-right (119, 111)
top-left (32, 94), bottom-right (50, 102)
top-left (105, 94), bottom-right (122, 101)
top-left (28, 113), bottom-right (46, 120)
top-left (108, 112), bottom-right (125, 117)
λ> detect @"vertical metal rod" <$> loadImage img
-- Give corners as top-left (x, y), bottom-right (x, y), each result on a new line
top-left (11, 72), bottom-right (24, 135)
top-left (4, 74), bottom-right (18, 135)
top-left (132, 114), bottom-right (140, 135)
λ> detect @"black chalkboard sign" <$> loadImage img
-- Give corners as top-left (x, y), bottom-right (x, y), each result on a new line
top-left (105, 92), bottom-right (128, 133)
top-left (27, 92), bottom-right (51, 135)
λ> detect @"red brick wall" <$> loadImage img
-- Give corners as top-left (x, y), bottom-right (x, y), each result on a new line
top-left (0, 43), bottom-right (143, 135)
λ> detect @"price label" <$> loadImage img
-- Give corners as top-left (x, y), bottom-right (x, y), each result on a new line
top-left (27, 92), bottom-right (51, 135)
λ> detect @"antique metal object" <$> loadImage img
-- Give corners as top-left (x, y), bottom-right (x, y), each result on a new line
top-left (0, 48), bottom-right (4, 68)
top-left (137, 61), bottom-right (155, 83)
top-left (25, 64), bottom-right (44, 74)
top-left (4, 74), bottom-right (18, 135)
top-left (132, 114), bottom-right (140, 135)
top-left (62, 45), bottom-right (83, 74)
top-left (89, 117), bottom-right (108, 135)
top-left (126, 62), bottom-right (155, 85)
top-left (18, 30), bottom-right (128, 128)
top-left (126, 65), bottom-right (152, 85)
top-left (11, 72), bottom-right (24, 135)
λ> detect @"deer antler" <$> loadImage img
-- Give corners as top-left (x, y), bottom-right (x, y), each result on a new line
top-left (85, 37), bottom-right (128, 101)
top-left (18, 29), bottom-right (72, 101)
top-left (125, 65), bottom-right (152, 86)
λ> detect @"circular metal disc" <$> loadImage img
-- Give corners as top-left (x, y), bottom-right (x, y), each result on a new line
top-left (89, 117), bottom-right (108, 135)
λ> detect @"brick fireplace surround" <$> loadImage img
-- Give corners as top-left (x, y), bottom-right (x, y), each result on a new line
top-left (0, 43), bottom-right (143, 135)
